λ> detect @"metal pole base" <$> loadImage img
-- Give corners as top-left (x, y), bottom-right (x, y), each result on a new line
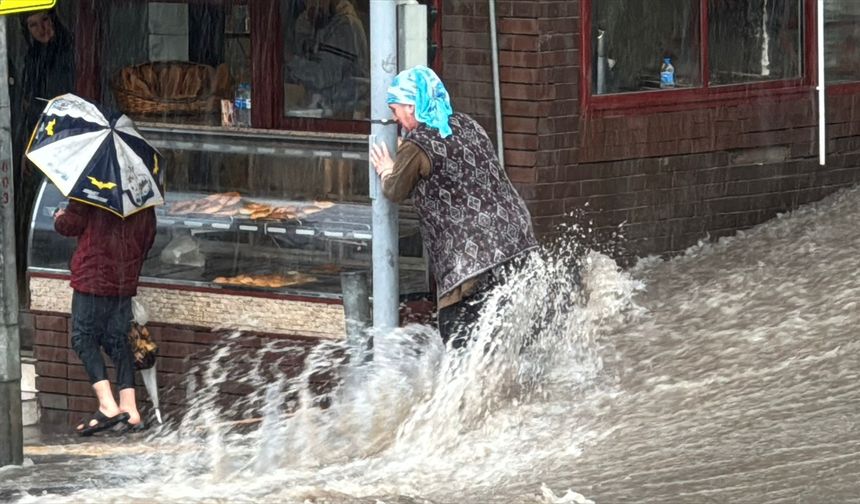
top-left (0, 380), bottom-right (24, 466)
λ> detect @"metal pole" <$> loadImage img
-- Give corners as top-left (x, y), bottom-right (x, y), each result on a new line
top-left (488, 0), bottom-right (505, 168)
top-left (817, 0), bottom-right (826, 166)
top-left (369, 0), bottom-right (400, 329)
top-left (340, 271), bottom-right (371, 343)
top-left (0, 16), bottom-right (24, 467)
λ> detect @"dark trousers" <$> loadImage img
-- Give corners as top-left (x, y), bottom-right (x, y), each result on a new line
top-left (437, 254), bottom-right (535, 350)
top-left (70, 291), bottom-right (135, 390)
top-left (438, 291), bottom-right (491, 350)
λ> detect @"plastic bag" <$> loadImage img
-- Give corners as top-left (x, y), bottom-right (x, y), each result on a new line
top-left (159, 234), bottom-right (205, 267)
top-left (129, 298), bottom-right (157, 370)
top-left (132, 297), bottom-right (149, 325)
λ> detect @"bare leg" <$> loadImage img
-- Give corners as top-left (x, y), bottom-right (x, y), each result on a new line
top-left (119, 388), bottom-right (141, 426)
top-left (76, 380), bottom-right (122, 431)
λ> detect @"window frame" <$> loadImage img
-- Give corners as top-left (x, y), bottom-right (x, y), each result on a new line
top-left (580, 0), bottom-right (819, 114)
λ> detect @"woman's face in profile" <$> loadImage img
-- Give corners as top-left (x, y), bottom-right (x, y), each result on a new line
top-left (26, 12), bottom-right (55, 45)
top-left (390, 103), bottom-right (419, 132)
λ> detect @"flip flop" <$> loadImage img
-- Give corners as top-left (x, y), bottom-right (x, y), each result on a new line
top-left (112, 419), bottom-right (147, 435)
top-left (76, 411), bottom-right (130, 437)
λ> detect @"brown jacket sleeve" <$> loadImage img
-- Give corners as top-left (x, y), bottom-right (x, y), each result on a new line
top-left (381, 140), bottom-right (432, 203)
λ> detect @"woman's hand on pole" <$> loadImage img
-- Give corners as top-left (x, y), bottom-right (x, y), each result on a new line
top-left (370, 142), bottom-right (394, 179)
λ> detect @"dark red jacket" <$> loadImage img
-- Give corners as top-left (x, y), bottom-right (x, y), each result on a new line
top-left (54, 201), bottom-right (156, 297)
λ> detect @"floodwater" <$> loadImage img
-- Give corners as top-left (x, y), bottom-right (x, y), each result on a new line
top-left (2, 184), bottom-right (859, 504)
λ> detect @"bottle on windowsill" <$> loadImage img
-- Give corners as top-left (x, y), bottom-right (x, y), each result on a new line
top-left (234, 83), bottom-right (252, 127)
top-left (660, 57), bottom-right (675, 89)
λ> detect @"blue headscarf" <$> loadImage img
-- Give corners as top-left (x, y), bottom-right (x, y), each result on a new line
top-left (386, 65), bottom-right (453, 138)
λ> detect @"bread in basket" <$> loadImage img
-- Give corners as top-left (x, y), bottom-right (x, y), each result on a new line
top-left (112, 61), bottom-right (232, 115)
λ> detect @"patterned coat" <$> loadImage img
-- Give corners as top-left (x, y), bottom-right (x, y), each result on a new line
top-left (405, 112), bottom-right (538, 298)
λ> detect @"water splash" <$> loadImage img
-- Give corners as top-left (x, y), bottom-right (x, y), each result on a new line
top-left (16, 219), bottom-right (636, 502)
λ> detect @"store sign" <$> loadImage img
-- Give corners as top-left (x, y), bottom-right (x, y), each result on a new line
top-left (0, 0), bottom-right (56, 15)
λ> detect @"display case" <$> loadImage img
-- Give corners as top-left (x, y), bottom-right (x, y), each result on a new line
top-left (28, 125), bottom-right (429, 302)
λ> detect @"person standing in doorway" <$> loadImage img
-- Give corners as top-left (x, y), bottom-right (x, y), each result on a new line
top-left (15, 9), bottom-right (75, 304)
top-left (369, 65), bottom-right (538, 349)
top-left (54, 202), bottom-right (156, 435)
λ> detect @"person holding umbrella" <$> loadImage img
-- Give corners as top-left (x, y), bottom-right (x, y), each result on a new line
top-left (27, 94), bottom-right (164, 435)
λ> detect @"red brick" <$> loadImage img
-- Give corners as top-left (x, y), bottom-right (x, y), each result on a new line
top-left (443, 47), bottom-right (493, 66)
top-left (507, 166), bottom-right (536, 183)
top-left (442, 15), bottom-right (491, 32)
top-left (161, 326), bottom-right (195, 343)
top-left (499, 50), bottom-right (541, 68)
top-left (35, 361), bottom-right (67, 379)
top-left (503, 133), bottom-right (539, 150)
top-left (192, 331), bottom-right (226, 345)
top-left (500, 66), bottom-right (542, 84)
top-left (502, 100), bottom-right (549, 117)
top-left (496, 1), bottom-right (541, 17)
top-left (34, 329), bottom-right (67, 348)
top-left (444, 32), bottom-right (491, 50)
top-left (68, 396), bottom-right (99, 413)
top-left (505, 150), bottom-right (537, 167)
top-left (159, 341), bottom-right (204, 358)
top-left (67, 364), bottom-right (90, 381)
top-left (503, 116), bottom-right (538, 134)
top-left (34, 345), bottom-right (67, 363)
top-left (501, 83), bottom-right (555, 101)
top-left (157, 356), bottom-right (190, 374)
top-left (36, 376), bottom-right (67, 394)
top-left (35, 314), bottom-right (67, 332)
top-left (499, 34), bottom-right (540, 52)
top-left (68, 380), bottom-right (94, 397)
top-left (554, 182), bottom-right (582, 199)
top-left (444, 1), bottom-right (489, 16)
top-left (444, 63), bottom-right (493, 83)
top-left (498, 17), bottom-right (540, 35)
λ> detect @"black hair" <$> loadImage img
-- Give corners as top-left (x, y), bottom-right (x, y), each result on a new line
top-left (19, 9), bottom-right (73, 50)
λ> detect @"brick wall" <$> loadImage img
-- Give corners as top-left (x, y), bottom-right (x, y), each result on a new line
top-left (442, 0), bottom-right (582, 235)
top-left (443, 1), bottom-right (860, 261)
top-left (569, 93), bottom-right (860, 257)
top-left (442, 0), bottom-right (497, 137)
top-left (32, 312), bottom-right (320, 428)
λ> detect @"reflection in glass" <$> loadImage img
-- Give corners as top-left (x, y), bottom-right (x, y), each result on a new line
top-left (282, 0), bottom-right (370, 120)
top-left (592, 0), bottom-right (701, 94)
top-left (825, 1), bottom-right (860, 83)
top-left (709, 0), bottom-right (802, 85)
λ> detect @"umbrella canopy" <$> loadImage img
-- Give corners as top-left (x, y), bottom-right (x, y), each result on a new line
top-left (26, 93), bottom-right (165, 218)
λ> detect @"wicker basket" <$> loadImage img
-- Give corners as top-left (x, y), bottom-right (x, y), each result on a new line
top-left (111, 61), bottom-right (231, 115)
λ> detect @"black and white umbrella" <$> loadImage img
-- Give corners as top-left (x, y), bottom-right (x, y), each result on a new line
top-left (26, 93), bottom-right (164, 217)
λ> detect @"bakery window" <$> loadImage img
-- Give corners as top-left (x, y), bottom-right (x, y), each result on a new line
top-left (28, 127), bottom-right (429, 300)
top-left (98, 1), bottom-right (248, 127)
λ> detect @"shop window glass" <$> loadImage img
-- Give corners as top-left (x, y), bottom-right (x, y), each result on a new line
top-left (101, 1), bottom-right (248, 127)
top-left (281, 0), bottom-right (370, 120)
top-left (592, 0), bottom-right (701, 94)
top-left (825, 1), bottom-right (860, 82)
top-left (708, 0), bottom-right (803, 85)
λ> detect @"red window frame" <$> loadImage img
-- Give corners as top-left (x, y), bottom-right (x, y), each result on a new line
top-left (580, 0), bottom-right (819, 114)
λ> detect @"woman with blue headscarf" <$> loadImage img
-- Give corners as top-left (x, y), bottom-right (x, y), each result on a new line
top-left (370, 65), bottom-right (538, 350)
